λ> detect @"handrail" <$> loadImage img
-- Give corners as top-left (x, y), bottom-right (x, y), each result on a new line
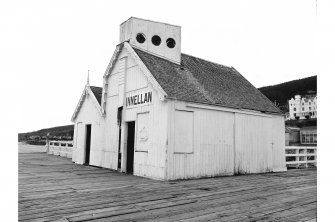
top-left (285, 146), bottom-right (317, 168)
top-left (46, 140), bottom-right (73, 158)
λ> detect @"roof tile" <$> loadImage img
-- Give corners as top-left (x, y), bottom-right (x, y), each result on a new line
top-left (133, 48), bottom-right (281, 114)
top-left (90, 86), bottom-right (102, 105)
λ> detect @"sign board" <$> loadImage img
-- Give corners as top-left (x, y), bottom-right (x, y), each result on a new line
top-left (126, 91), bottom-right (152, 108)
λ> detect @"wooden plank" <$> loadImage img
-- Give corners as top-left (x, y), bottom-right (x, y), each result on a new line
top-left (18, 152), bottom-right (317, 222)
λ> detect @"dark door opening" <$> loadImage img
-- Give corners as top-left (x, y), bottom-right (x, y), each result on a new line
top-left (117, 107), bottom-right (123, 170)
top-left (126, 121), bottom-right (135, 174)
top-left (85, 124), bottom-right (91, 165)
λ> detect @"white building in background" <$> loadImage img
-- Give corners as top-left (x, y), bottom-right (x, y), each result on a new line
top-left (288, 95), bottom-right (317, 120)
top-left (70, 17), bottom-right (286, 180)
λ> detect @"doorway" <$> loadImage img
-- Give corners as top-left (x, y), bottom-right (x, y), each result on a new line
top-left (117, 107), bottom-right (123, 170)
top-left (126, 121), bottom-right (135, 174)
top-left (85, 124), bottom-right (92, 165)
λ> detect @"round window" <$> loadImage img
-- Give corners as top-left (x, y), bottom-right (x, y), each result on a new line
top-left (136, 33), bottom-right (146, 44)
top-left (151, 35), bottom-right (161, 46)
top-left (166, 38), bottom-right (176, 48)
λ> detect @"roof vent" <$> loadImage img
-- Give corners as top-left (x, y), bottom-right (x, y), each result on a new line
top-left (119, 17), bottom-right (181, 64)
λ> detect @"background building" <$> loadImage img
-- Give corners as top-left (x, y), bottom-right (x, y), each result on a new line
top-left (288, 95), bottom-right (317, 120)
top-left (300, 126), bottom-right (317, 145)
top-left (285, 126), bottom-right (301, 146)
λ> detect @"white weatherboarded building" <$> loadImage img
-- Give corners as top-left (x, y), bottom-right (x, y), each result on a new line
top-left (71, 17), bottom-right (287, 180)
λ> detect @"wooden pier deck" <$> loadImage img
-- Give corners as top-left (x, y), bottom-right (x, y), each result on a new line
top-left (19, 151), bottom-right (317, 222)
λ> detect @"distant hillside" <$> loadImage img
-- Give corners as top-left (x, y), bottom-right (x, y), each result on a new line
top-left (258, 76), bottom-right (317, 112)
top-left (18, 125), bottom-right (74, 142)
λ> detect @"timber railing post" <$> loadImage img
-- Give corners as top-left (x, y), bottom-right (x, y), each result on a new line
top-left (285, 146), bottom-right (317, 168)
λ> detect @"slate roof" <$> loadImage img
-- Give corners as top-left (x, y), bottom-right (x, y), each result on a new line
top-left (90, 86), bottom-right (102, 105)
top-left (133, 48), bottom-right (282, 114)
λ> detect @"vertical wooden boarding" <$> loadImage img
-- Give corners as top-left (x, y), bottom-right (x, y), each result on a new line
top-left (271, 116), bottom-right (287, 172)
top-left (133, 112), bottom-right (149, 176)
top-left (234, 113), bottom-right (272, 174)
top-left (173, 110), bottom-right (194, 179)
top-left (74, 122), bottom-right (85, 164)
top-left (193, 109), bottom-right (235, 178)
top-left (170, 106), bottom-right (235, 179)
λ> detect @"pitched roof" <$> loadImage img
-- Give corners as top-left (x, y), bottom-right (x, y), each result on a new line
top-left (90, 86), bottom-right (102, 105)
top-left (133, 48), bottom-right (282, 114)
top-left (71, 85), bottom-right (104, 122)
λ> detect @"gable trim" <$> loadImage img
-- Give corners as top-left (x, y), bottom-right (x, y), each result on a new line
top-left (71, 85), bottom-right (105, 122)
top-left (100, 44), bottom-right (124, 112)
top-left (100, 42), bottom-right (168, 113)
top-left (124, 42), bottom-right (167, 98)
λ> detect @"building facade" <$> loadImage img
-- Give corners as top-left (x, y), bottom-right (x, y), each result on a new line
top-left (285, 126), bottom-right (300, 146)
top-left (288, 95), bottom-right (317, 120)
top-left (300, 126), bottom-right (317, 145)
top-left (71, 17), bottom-right (287, 180)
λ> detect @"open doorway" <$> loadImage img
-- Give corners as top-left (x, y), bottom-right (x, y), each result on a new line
top-left (126, 121), bottom-right (135, 174)
top-left (117, 107), bottom-right (123, 170)
top-left (84, 124), bottom-right (91, 165)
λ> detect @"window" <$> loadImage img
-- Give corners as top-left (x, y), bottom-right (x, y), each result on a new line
top-left (301, 131), bottom-right (317, 144)
top-left (302, 108), bottom-right (304, 111)
top-left (151, 35), bottom-right (161, 46)
top-left (166, 38), bottom-right (176, 48)
top-left (309, 102), bottom-right (311, 105)
top-left (302, 103), bottom-right (304, 105)
top-left (136, 33), bottom-right (146, 44)
top-left (309, 107), bottom-right (311, 110)
top-left (294, 108), bottom-right (296, 111)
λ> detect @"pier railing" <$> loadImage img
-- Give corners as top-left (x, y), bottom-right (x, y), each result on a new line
top-left (46, 140), bottom-right (73, 158)
top-left (285, 146), bottom-right (317, 168)
top-left (45, 142), bottom-right (316, 167)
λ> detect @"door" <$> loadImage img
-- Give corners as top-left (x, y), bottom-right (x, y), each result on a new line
top-left (117, 107), bottom-right (123, 170)
top-left (126, 121), bottom-right (135, 174)
top-left (74, 122), bottom-right (84, 163)
top-left (85, 124), bottom-right (92, 165)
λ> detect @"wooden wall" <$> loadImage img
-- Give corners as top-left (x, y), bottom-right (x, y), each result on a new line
top-left (72, 92), bottom-right (105, 166)
top-left (104, 48), bottom-right (168, 180)
top-left (72, 46), bottom-right (286, 181)
top-left (166, 101), bottom-right (286, 180)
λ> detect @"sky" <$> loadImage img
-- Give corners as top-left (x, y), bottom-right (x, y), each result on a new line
top-left (1, 0), bottom-right (318, 132)
top-left (2, 0), bottom-right (335, 218)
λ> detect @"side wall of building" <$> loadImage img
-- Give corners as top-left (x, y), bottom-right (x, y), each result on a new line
top-left (166, 101), bottom-right (287, 180)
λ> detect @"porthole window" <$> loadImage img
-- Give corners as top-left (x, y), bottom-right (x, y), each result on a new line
top-left (166, 38), bottom-right (176, 48)
top-left (151, 35), bottom-right (161, 46)
top-left (136, 33), bottom-right (146, 44)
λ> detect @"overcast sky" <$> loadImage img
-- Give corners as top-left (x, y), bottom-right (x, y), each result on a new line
top-left (2, 0), bottom-right (318, 132)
